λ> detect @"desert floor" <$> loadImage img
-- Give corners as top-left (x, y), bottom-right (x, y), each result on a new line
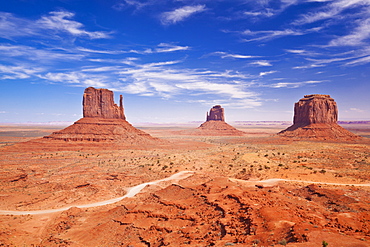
top-left (0, 122), bottom-right (369, 247)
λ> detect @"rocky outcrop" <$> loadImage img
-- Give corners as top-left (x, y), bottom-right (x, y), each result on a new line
top-left (196, 105), bottom-right (245, 136)
top-left (83, 87), bottom-right (125, 120)
top-left (206, 105), bottom-right (225, 121)
top-left (293, 94), bottom-right (337, 126)
top-left (44, 87), bottom-right (159, 144)
top-left (279, 94), bottom-right (359, 140)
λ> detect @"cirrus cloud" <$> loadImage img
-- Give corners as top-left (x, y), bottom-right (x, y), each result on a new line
top-left (160, 5), bottom-right (206, 25)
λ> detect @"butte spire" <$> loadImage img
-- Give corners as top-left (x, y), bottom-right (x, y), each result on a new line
top-left (44, 87), bottom-right (159, 144)
top-left (197, 105), bottom-right (245, 136)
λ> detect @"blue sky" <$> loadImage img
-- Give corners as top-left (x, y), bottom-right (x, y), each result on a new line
top-left (0, 0), bottom-right (369, 123)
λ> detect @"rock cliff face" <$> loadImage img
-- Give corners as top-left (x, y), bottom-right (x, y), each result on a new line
top-left (293, 94), bottom-right (337, 126)
top-left (44, 87), bottom-right (159, 144)
top-left (206, 105), bottom-right (225, 121)
top-left (83, 87), bottom-right (125, 120)
top-left (196, 105), bottom-right (244, 136)
top-left (279, 94), bottom-right (359, 140)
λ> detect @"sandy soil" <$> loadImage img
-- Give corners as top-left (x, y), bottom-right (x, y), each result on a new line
top-left (0, 123), bottom-right (369, 246)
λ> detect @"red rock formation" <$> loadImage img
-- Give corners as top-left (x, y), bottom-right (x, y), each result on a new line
top-left (83, 87), bottom-right (125, 120)
top-left (44, 87), bottom-right (159, 144)
top-left (206, 105), bottom-right (225, 121)
top-left (279, 94), bottom-right (359, 140)
top-left (196, 105), bottom-right (245, 136)
top-left (293, 94), bottom-right (337, 126)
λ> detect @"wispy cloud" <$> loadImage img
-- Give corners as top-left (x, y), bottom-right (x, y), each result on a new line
top-left (259, 70), bottom-right (277, 76)
top-left (0, 44), bottom-right (84, 61)
top-left (37, 58), bottom-right (261, 107)
top-left (37, 11), bottom-right (112, 39)
top-left (0, 11), bottom-right (112, 40)
top-left (211, 51), bottom-right (259, 59)
top-left (78, 43), bottom-right (189, 55)
top-left (349, 107), bottom-right (365, 113)
top-left (242, 29), bottom-right (305, 42)
top-left (113, 0), bottom-right (150, 11)
top-left (269, 80), bottom-right (323, 88)
top-left (146, 43), bottom-right (190, 53)
top-left (294, 0), bottom-right (370, 25)
top-left (40, 72), bottom-right (109, 88)
top-left (0, 64), bottom-right (43, 79)
top-left (328, 18), bottom-right (370, 47)
top-left (250, 61), bottom-right (273, 67)
top-left (244, 11), bottom-right (274, 18)
top-left (160, 5), bottom-right (206, 25)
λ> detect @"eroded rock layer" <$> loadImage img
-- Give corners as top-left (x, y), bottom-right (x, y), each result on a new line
top-left (44, 87), bottom-right (158, 144)
top-left (197, 120), bottom-right (245, 136)
top-left (83, 87), bottom-right (125, 120)
top-left (206, 105), bottom-right (225, 121)
top-left (195, 105), bottom-right (244, 136)
top-left (279, 94), bottom-right (359, 140)
top-left (44, 118), bottom-right (156, 143)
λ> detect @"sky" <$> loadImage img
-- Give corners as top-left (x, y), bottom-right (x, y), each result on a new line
top-left (0, 0), bottom-right (369, 124)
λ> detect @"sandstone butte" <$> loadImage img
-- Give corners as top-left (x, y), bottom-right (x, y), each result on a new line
top-left (44, 87), bottom-right (158, 144)
top-left (196, 105), bottom-right (245, 136)
top-left (279, 94), bottom-right (359, 140)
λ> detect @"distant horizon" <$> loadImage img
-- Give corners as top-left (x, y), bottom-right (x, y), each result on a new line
top-left (1, 1), bottom-right (369, 123)
top-left (1, 119), bottom-right (370, 127)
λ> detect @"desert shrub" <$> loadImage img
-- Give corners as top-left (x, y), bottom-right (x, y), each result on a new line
top-left (278, 239), bottom-right (287, 245)
top-left (322, 240), bottom-right (328, 247)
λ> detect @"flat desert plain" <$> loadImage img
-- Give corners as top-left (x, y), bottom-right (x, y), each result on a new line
top-left (0, 122), bottom-right (370, 247)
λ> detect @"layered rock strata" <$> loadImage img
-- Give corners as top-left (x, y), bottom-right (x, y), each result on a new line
top-left (44, 87), bottom-right (158, 143)
top-left (83, 87), bottom-right (125, 120)
top-left (197, 105), bottom-right (245, 136)
top-left (206, 105), bottom-right (225, 121)
top-left (279, 94), bottom-right (359, 140)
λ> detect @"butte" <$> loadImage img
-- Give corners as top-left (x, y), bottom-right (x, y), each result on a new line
top-left (196, 105), bottom-right (245, 136)
top-left (278, 94), bottom-right (359, 141)
top-left (44, 87), bottom-right (159, 145)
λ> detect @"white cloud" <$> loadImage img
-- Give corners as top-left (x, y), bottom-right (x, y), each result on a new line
top-left (295, 0), bottom-right (370, 25)
top-left (250, 61), bottom-right (273, 66)
top-left (350, 107), bottom-right (365, 113)
top-left (113, 0), bottom-right (149, 11)
top-left (41, 72), bottom-right (108, 88)
top-left (345, 55), bottom-right (370, 65)
top-left (37, 11), bottom-right (112, 39)
top-left (242, 29), bottom-right (304, 42)
top-left (328, 18), bottom-right (370, 46)
top-left (161, 5), bottom-right (206, 25)
top-left (153, 43), bottom-right (190, 53)
top-left (0, 64), bottom-right (42, 79)
top-left (285, 49), bottom-right (306, 54)
top-left (0, 111), bottom-right (6, 114)
top-left (0, 11), bottom-right (111, 40)
top-left (259, 70), bottom-right (277, 76)
top-left (269, 80), bottom-right (322, 88)
top-left (77, 47), bottom-right (126, 54)
top-left (0, 44), bottom-right (84, 61)
top-left (244, 11), bottom-right (274, 17)
top-left (212, 51), bottom-right (259, 59)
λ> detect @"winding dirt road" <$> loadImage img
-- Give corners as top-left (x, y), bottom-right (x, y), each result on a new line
top-left (1, 171), bottom-right (369, 216)
top-left (0, 171), bottom-right (195, 215)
